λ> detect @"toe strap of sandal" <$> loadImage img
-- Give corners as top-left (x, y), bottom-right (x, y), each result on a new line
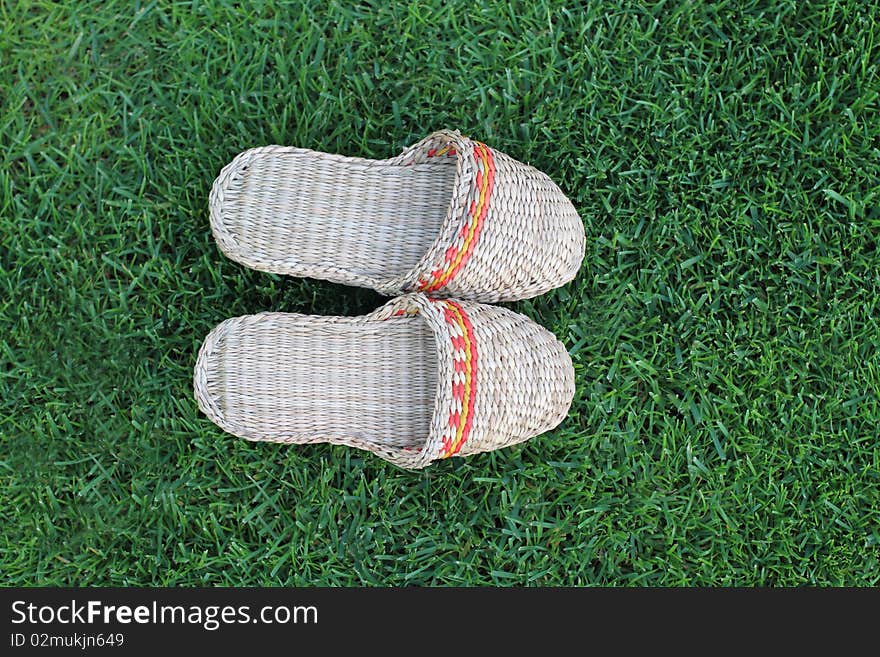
top-left (368, 293), bottom-right (472, 468)
top-left (383, 129), bottom-right (584, 303)
top-left (381, 130), bottom-right (497, 299)
top-left (369, 293), bottom-right (574, 469)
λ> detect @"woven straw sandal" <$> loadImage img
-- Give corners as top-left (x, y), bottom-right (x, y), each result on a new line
top-left (209, 130), bottom-right (585, 302)
top-left (194, 293), bottom-right (574, 469)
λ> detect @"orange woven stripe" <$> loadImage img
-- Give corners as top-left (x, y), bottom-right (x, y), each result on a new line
top-left (419, 143), bottom-right (495, 292)
top-left (438, 300), bottom-right (477, 458)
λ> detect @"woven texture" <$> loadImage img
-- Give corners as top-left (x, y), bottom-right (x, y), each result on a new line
top-left (194, 293), bottom-right (575, 469)
top-left (209, 130), bottom-right (585, 302)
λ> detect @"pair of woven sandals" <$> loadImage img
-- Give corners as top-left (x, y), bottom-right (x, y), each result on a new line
top-left (195, 130), bottom-right (585, 469)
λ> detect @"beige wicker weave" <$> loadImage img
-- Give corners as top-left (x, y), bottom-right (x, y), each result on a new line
top-left (209, 130), bottom-right (585, 302)
top-left (193, 293), bottom-right (575, 469)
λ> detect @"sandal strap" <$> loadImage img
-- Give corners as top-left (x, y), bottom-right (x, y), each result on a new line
top-left (382, 130), bottom-right (584, 302)
top-left (370, 293), bottom-right (574, 468)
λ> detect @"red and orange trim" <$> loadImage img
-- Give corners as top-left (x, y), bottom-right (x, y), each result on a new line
top-left (426, 145), bottom-right (457, 157)
top-left (418, 142), bottom-right (495, 293)
top-left (435, 299), bottom-right (477, 458)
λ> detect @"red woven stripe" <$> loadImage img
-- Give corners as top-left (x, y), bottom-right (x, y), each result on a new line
top-left (438, 300), bottom-right (477, 457)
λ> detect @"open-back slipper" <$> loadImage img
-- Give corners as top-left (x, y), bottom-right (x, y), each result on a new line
top-left (194, 293), bottom-right (574, 469)
top-left (209, 130), bottom-right (585, 302)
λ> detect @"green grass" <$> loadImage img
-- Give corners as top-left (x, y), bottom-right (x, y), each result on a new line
top-left (2, 0), bottom-right (879, 586)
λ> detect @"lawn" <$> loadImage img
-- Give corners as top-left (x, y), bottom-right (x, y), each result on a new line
top-left (2, 0), bottom-right (878, 586)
